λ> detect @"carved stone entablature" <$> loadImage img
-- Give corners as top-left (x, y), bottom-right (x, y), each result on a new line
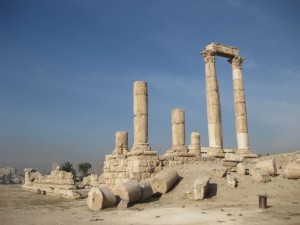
top-left (201, 50), bottom-right (215, 64)
top-left (206, 42), bottom-right (239, 58)
top-left (229, 56), bottom-right (245, 69)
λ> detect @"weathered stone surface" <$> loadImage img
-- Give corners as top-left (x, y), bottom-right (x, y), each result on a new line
top-left (114, 180), bottom-right (142, 204)
top-left (151, 169), bottom-right (179, 194)
top-left (227, 174), bottom-right (237, 188)
top-left (113, 131), bottom-right (129, 155)
top-left (90, 174), bottom-right (99, 187)
top-left (205, 42), bottom-right (239, 58)
top-left (132, 81), bottom-right (151, 152)
top-left (201, 43), bottom-right (257, 158)
top-left (236, 163), bottom-right (246, 175)
top-left (166, 109), bottom-right (188, 155)
top-left (87, 187), bottom-right (117, 211)
top-left (188, 131), bottom-right (201, 155)
top-left (255, 159), bottom-right (277, 176)
top-left (193, 176), bottom-right (211, 200)
top-left (24, 168), bottom-right (39, 185)
top-left (139, 180), bottom-right (153, 202)
top-left (82, 175), bottom-right (91, 186)
top-left (201, 49), bottom-right (223, 153)
top-left (211, 167), bottom-right (227, 178)
top-left (117, 199), bottom-right (129, 209)
top-left (283, 158), bottom-right (300, 179)
top-left (251, 168), bottom-right (270, 183)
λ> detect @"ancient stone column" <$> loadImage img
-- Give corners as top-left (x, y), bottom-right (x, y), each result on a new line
top-left (229, 56), bottom-right (252, 156)
top-left (113, 131), bottom-right (129, 155)
top-left (132, 81), bottom-right (151, 152)
top-left (168, 108), bottom-right (188, 153)
top-left (188, 131), bottom-right (201, 155)
top-left (201, 50), bottom-right (224, 156)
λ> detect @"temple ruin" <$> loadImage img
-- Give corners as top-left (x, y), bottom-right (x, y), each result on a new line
top-left (23, 43), bottom-right (258, 198)
top-left (201, 43), bottom-right (256, 158)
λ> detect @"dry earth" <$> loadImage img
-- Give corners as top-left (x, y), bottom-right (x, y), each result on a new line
top-left (1, 152), bottom-right (300, 225)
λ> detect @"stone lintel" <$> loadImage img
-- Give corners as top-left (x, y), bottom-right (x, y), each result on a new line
top-left (205, 42), bottom-right (239, 58)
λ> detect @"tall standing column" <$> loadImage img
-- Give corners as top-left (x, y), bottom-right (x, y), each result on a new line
top-left (167, 109), bottom-right (188, 154)
top-left (132, 81), bottom-right (151, 152)
top-left (201, 50), bottom-right (224, 157)
top-left (229, 56), bottom-right (253, 155)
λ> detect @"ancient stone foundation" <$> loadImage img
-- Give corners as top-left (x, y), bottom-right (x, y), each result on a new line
top-left (22, 168), bottom-right (88, 199)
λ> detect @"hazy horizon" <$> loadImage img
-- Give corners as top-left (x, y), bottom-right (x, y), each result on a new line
top-left (1, 0), bottom-right (300, 173)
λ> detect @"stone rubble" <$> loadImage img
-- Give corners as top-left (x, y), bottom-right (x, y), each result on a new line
top-left (283, 158), bottom-right (300, 179)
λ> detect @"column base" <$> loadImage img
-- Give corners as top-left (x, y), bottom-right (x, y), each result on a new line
top-left (207, 147), bottom-right (225, 158)
top-left (165, 145), bottom-right (188, 156)
top-left (188, 144), bottom-right (201, 156)
top-left (129, 144), bottom-right (158, 156)
top-left (112, 148), bottom-right (129, 156)
top-left (131, 144), bottom-right (151, 152)
top-left (236, 148), bottom-right (257, 158)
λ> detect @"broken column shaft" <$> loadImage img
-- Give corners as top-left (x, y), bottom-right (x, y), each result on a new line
top-left (188, 131), bottom-right (201, 155)
top-left (168, 108), bottom-right (188, 154)
top-left (113, 131), bottom-right (129, 155)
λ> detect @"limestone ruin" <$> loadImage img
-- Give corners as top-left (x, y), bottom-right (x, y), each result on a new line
top-left (23, 43), bottom-right (263, 201)
top-left (22, 167), bottom-right (88, 199)
top-left (96, 43), bottom-right (259, 190)
top-left (201, 43), bottom-right (257, 158)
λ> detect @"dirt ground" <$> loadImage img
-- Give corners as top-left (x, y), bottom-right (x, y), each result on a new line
top-left (1, 152), bottom-right (300, 225)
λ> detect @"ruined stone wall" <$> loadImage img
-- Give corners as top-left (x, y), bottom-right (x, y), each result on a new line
top-left (22, 168), bottom-right (87, 199)
top-left (99, 154), bottom-right (128, 189)
top-left (98, 152), bottom-right (162, 189)
top-left (34, 170), bottom-right (75, 185)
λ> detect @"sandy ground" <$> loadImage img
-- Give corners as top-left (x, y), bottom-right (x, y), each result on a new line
top-left (1, 154), bottom-right (300, 225)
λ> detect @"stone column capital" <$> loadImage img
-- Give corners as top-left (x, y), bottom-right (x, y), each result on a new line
top-left (201, 50), bottom-right (216, 64)
top-left (229, 56), bottom-right (245, 69)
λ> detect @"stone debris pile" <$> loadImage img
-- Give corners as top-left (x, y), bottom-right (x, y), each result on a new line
top-left (87, 169), bottom-right (180, 211)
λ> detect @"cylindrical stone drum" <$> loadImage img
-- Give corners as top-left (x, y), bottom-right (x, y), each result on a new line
top-left (114, 180), bottom-right (142, 204)
top-left (191, 131), bottom-right (200, 145)
top-left (151, 169), bottom-right (179, 194)
top-left (87, 187), bottom-right (117, 211)
top-left (115, 131), bottom-right (128, 154)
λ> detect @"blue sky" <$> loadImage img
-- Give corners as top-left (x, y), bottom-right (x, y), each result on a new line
top-left (1, 0), bottom-right (300, 173)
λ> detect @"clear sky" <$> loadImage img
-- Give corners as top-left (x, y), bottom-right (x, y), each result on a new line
top-left (1, 0), bottom-right (300, 173)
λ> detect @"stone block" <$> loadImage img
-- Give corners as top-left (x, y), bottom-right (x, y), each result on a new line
top-left (132, 165), bottom-right (147, 173)
top-left (237, 163), bottom-right (246, 175)
top-left (227, 174), bottom-right (237, 188)
top-left (193, 176), bottom-right (211, 200)
top-left (251, 168), bottom-right (270, 183)
top-left (255, 159), bottom-right (277, 176)
top-left (283, 158), bottom-right (300, 179)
